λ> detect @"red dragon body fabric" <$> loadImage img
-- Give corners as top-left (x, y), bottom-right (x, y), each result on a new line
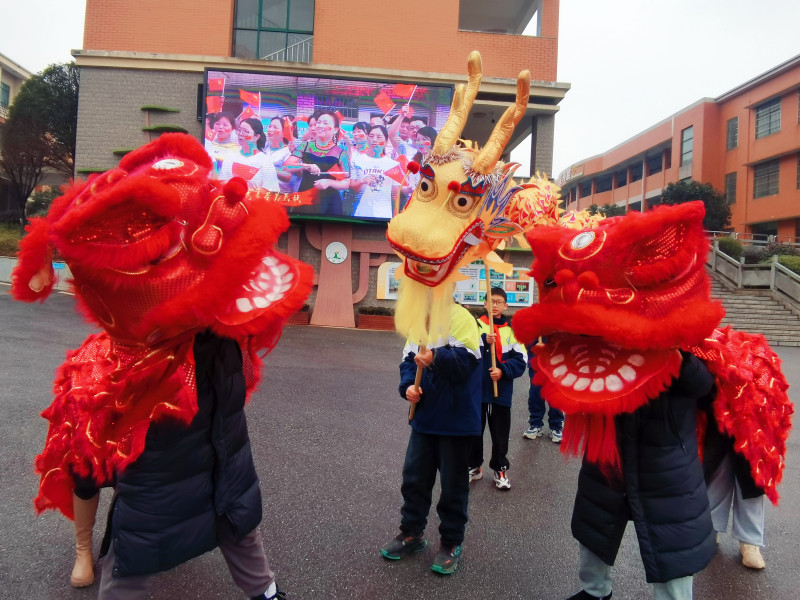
top-left (512, 201), bottom-right (792, 503)
top-left (12, 133), bottom-right (313, 519)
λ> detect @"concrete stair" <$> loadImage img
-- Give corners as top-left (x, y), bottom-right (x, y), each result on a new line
top-left (710, 276), bottom-right (800, 347)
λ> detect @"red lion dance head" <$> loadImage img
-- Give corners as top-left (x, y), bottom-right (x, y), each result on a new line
top-left (12, 133), bottom-right (312, 517)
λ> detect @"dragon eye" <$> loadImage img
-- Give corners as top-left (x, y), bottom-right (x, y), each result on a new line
top-left (543, 278), bottom-right (557, 288)
top-left (415, 176), bottom-right (437, 201)
top-left (447, 194), bottom-right (478, 218)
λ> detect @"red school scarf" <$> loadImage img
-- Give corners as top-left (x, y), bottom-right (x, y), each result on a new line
top-left (478, 315), bottom-right (510, 364)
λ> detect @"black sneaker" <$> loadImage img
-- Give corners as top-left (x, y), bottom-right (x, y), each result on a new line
top-left (430, 544), bottom-right (462, 574)
top-left (565, 590), bottom-right (612, 600)
top-left (380, 533), bottom-right (427, 560)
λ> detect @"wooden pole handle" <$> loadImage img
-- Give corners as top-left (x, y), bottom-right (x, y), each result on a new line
top-left (408, 344), bottom-right (426, 421)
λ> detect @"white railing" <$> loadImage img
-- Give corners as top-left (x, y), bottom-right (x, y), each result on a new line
top-left (707, 230), bottom-right (800, 248)
top-left (707, 241), bottom-right (800, 315)
top-left (0, 105), bottom-right (9, 120)
top-left (261, 36), bottom-right (313, 63)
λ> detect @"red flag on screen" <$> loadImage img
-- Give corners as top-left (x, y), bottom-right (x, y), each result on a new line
top-left (239, 89), bottom-right (260, 106)
top-left (238, 106), bottom-right (257, 121)
top-left (373, 91), bottom-right (395, 115)
top-left (208, 77), bottom-right (225, 91)
top-left (282, 117), bottom-right (294, 141)
top-left (232, 163), bottom-right (260, 181)
top-left (206, 96), bottom-right (223, 113)
top-left (393, 84), bottom-right (416, 98)
top-left (385, 165), bottom-right (406, 184)
top-left (396, 155), bottom-right (409, 170)
top-left (335, 110), bottom-right (345, 125)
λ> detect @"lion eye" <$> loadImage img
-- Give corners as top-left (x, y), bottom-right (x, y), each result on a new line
top-left (415, 176), bottom-right (437, 201)
top-left (448, 194), bottom-right (477, 217)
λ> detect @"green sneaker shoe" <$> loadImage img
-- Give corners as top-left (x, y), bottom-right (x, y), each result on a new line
top-left (380, 533), bottom-right (427, 560)
top-left (431, 544), bottom-right (462, 574)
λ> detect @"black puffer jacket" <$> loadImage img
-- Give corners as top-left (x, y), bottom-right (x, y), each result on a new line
top-left (101, 331), bottom-right (262, 578)
top-left (571, 353), bottom-right (716, 583)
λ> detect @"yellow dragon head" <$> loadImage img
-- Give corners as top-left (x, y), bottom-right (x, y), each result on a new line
top-left (386, 51), bottom-right (598, 344)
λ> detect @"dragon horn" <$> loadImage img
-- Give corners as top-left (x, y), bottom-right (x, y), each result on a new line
top-left (432, 51), bottom-right (482, 154)
top-left (472, 70), bottom-right (530, 174)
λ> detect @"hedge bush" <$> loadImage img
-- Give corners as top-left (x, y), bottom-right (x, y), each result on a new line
top-left (778, 255), bottom-right (800, 275)
top-left (716, 237), bottom-right (743, 259)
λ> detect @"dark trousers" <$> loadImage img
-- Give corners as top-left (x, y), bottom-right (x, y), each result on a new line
top-left (468, 403), bottom-right (511, 472)
top-left (98, 527), bottom-right (274, 598)
top-left (528, 379), bottom-right (564, 431)
top-left (399, 430), bottom-right (471, 547)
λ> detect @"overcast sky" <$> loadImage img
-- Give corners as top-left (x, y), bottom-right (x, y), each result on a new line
top-left (3, 0), bottom-right (799, 179)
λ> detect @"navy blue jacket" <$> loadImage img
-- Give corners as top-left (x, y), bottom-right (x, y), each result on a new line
top-left (101, 331), bottom-right (262, 578)
top-left (571, 353), bottom-right (716, 583)
top-left (476, 315), bottom-right (527, 407)
top-left (399, 304), bottom-right (482, 437)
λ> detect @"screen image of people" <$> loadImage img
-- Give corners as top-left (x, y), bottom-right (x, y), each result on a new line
top-left (203, 70), bottom-right (453, 221)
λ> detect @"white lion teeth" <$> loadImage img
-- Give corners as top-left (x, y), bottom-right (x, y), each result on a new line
top-left (236, 298), bottom-right (253, 312)
top-left (552, 357), bottom-right (640, 393)
top-left (628, 354), bottom-right (645, 367)
top-left (605, 374), bottom-right (623, 392)
top-left (275, 263), bottom-right (290, 276)
top-left (550, 354), bottom-right (565, 365)
top-left (262, 256), bottom-right (278, 266)
top-left (573, 378), bottom-right (591, 391)
top-left (618, 365), bottom-right (637, 382)
top-left (253, 297), bottom-right (269, 308)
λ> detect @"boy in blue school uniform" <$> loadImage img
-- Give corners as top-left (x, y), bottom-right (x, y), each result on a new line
top-left (380, 303), bottom-right (482, 575)
top-left (468, 288), bottom-right (527, 490)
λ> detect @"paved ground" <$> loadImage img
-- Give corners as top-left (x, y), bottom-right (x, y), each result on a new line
top-left (1, 288), bottom-right (798, 599)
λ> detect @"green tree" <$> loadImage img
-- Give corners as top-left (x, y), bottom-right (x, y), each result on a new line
top-left (657, 180), bottom-right (731, 231)
top-left (0, 63), bottom-right (79, 229)
top-left (587, 203), bottom-right (626, 218)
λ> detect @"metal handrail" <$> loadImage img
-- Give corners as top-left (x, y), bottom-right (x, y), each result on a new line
top-left (261, 36), bottom-right (313, 63)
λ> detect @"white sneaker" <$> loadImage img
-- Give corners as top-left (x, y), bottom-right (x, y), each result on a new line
top-left (550, 429), bottom-right (563, 443)
top-left (468, 467), bottom-right (483, 482)
top-left (493, 470), bottom-right (511, 490)
top-left (523, 426), bottom-right (543, 440)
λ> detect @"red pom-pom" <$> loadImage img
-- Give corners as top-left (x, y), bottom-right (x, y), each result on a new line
top-left (407, 161), bottom-right (420, 174)
top-left (554, 269), bottom-right (575, 285)
top-left (223, 177), bottom-right (248, 204)
top-left (577, 271), bottom-right (600, 289)
top-left (447, 181), bottom-right (461, 193)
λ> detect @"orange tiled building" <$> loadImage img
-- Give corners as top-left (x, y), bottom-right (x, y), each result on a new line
top-left (557, 55), bottom-right (800, 242)
top-left (74, 0), bottom-right (566, 326)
